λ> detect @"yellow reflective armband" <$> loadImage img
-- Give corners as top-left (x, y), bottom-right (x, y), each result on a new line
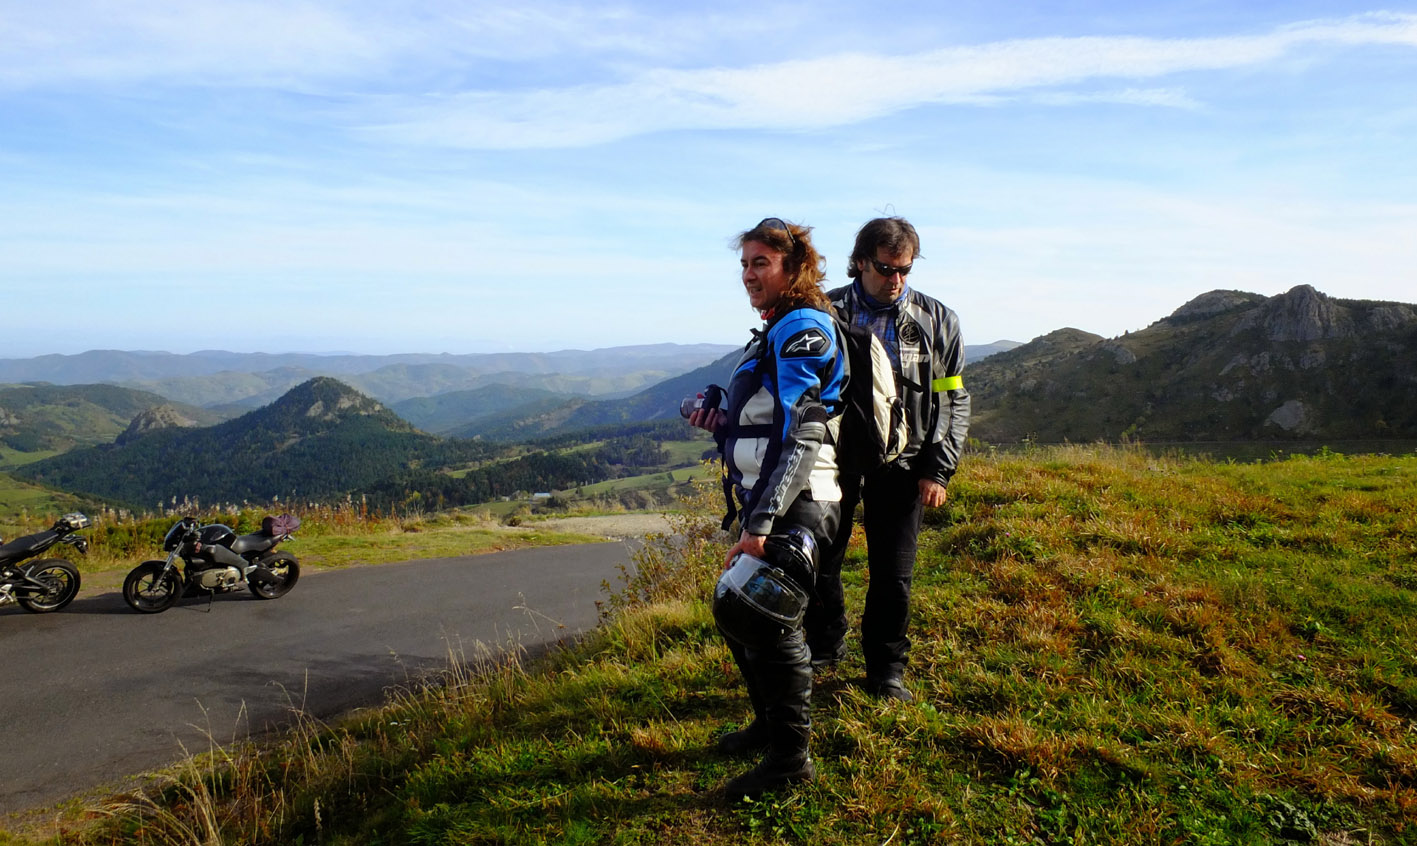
top-left (932, 375), bottom-right (964, 392)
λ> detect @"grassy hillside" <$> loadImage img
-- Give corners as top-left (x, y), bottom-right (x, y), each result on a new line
top-left (0, 472), bottom-right (97, 533)
top-left (17, 444), bottom-right (1416, 845)
top-left (0, 383), bottom-right (220, 453)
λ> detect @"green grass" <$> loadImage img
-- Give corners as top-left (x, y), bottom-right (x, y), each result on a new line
top-left (661, 438), bottom-right (716, 465)
top-left (11, 445), bottom-right (1417, 845)
top-left (0, 447), bottom-right (62, 471)
top-left (570, 464), bottom-right (714, 496)
top-left (0, 472), bottom-right (91, 534)
top-left (293, 521), bottom-right (608, 569)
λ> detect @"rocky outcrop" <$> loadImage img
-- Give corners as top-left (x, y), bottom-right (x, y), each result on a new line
top-left (1168, 290), bottom-right (1265, 323)
top-left (1364, 304), bottom-right (1417, 333)
top-left (1098, 340), bottom-right (1137, 365)
top-left (116, 405), bottom-right (200, 444)
top-left (1265, 400), bottom-right (1318, 434)
top-left (1230, 285), bottom-right (1356, 342)
top-left (304, 392), bottom-right (371, 420)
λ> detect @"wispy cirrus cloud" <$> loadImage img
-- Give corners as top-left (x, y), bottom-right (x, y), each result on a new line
top-left (368, 11), bottom-right (1417, 148)
top-left (0, 0), bottom-right (787, 88)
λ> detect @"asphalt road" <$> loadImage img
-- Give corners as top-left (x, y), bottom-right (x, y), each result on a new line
top-left (0, 542), bottom-right (633, 816)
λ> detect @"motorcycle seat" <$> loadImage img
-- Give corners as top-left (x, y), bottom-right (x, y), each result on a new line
top-left (231, 533), bottom-right (278, 555)
top-left (0, 530), bottom-right (56, 566)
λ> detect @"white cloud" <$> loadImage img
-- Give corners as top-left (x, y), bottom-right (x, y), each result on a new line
top-left (0, 1), bottom-right (380, 87)
top-left (1030, 87), bottom-right (1203, 108)
top-left (0, 1), bottom-right (788, 89)
top-left (370, 11), bottom-right (1417, 148)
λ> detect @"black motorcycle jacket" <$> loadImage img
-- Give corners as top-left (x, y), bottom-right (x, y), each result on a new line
top-left (827, 281), bottom-right (971, 486)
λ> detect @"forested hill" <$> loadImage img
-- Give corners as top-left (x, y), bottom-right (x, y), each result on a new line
top-left (0, 383), bottom-right (221, 452)
top-left (15, 378), bottom-right (489, 509)
top-left (967, 285), bottom-right (1417, 442)
top-left (14, 378), bottom-right (691, 511)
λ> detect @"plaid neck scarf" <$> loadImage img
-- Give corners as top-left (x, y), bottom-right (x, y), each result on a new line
top-left (853, 280), bottom-right (907, 371)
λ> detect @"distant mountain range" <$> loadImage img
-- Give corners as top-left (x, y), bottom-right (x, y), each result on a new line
top-left (10, 286), bottom-right (1412, 510)
top-left (0, 344), bottom-right (740, 410)
top-left (967, 285), bottom-right (1417, 442)
top-left (0, 345), bottom-right (740, 384)
top-left (450, 351), bottom-right (741, 440)
top-left (445, 340), bottom-right (1023, 441)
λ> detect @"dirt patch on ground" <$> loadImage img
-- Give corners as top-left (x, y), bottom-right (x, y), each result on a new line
top-left (533, 513), bottom-right (674, 539)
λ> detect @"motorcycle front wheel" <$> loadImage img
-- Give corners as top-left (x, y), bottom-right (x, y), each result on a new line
top-left (250, 554), bottom-right (300, 600)
top-left (17, 558), bottom-right (81, 613)
top-left (123, 561), bottom-right (183, 614)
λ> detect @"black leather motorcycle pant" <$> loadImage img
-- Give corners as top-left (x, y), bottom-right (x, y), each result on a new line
top-left (808, 462), bottom-right (924, 680)
top-left (724, 495), bottom-right (839, 759)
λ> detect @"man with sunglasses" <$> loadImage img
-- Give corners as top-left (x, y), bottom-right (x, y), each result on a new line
top-left (807, 216), bottom-right (971, 702)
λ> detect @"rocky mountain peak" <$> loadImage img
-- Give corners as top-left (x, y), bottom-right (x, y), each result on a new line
top-left (116, 404), bottom-right (200, 445)
top-left (1167, 290), bottom-right (1265, 323)
top-left (1230, 284), bottom-right (1356, 342)
top-left (271, 377), bottom-right (381, 420)
top-left (253, 377), bottom-right (412, 435)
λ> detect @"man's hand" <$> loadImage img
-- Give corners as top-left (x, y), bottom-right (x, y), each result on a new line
top-left (919, 479), bottom-right (948, 508)
top-left (688, 406), bottom-right (727, 434)
top-left (724, 531), bottom-right (767, 569)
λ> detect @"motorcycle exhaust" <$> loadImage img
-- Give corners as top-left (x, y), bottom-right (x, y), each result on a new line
top-left (248, 564), bottom-right (279, 585)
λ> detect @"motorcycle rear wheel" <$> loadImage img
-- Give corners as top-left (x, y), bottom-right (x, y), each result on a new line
top-left (250, 554), bottom-right (299, 600)
top-left (123, 561), bottom-right (183, 614)
top-left (17, 558), bottom-right (81, 613)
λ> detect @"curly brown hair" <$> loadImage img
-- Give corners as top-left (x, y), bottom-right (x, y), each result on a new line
top-left (846, 216), bottom-right (921, 279)
top-left (735, 217), bottom-right (830, 313)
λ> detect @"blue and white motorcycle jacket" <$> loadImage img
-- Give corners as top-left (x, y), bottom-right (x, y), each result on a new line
top-left (718, 305), bottom-right (845, 537)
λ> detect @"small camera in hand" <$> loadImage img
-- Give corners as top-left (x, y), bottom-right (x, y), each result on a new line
top-left (680, 384), bottom-right (725, 418)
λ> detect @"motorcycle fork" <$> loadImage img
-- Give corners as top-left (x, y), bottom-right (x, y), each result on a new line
top-left (155, 553), bottom-right (183, 589)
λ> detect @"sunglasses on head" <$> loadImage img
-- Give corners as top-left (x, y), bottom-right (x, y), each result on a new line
top-left (757, 217), bottom-right (795, 247)
top-left (869, 258), bottom-right (913, 277)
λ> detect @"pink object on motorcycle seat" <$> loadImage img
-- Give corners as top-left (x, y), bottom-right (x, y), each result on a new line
top-left (262, 514), bottom-right (301, 536)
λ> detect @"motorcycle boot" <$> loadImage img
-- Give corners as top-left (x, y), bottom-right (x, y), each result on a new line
top-left (865, 670), bottom-right (914, 703)
top-left (808, 639), bottom-right (847, 670)
top-left (722, 627), bottom-right (815, 800)
top-left (716, 720), bottom-right (770, 755)
top-left (718, 636), bottom-right (771, 754)
top-left (724, 748), bottom-right (816, 802)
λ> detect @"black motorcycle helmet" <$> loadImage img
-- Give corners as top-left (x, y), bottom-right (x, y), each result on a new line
top-left (763, 526), bottom-right (818, 594)
top-left (712, 528), bottom-right (820, 649)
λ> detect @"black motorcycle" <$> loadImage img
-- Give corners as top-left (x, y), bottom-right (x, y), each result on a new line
top-left (0, 513), bottom-right (90, 614)
top-left (122, 514), bottom-right (301, 614)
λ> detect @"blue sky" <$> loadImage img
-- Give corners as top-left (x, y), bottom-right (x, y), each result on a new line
top-left (2, 2), bottom-right (1414, 357)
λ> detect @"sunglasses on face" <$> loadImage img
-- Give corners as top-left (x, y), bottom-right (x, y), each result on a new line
top-left (870, 258), bottom-right (913, 277)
